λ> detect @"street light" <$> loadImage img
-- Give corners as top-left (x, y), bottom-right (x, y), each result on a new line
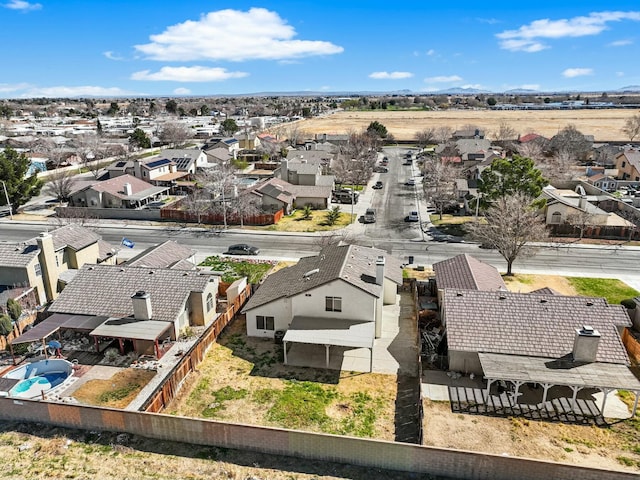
top-left (0, 180), bottom-right (12, 220)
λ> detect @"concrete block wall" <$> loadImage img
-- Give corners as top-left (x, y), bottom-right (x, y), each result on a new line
top-left (0, 398), bottom-right (635, 480)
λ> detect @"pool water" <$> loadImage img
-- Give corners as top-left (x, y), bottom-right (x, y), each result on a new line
top-left (11, 372), bottom-right (68, 394)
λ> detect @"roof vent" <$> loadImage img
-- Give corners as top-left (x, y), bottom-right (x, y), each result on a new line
top-left (88, 266), bottom-right (94, 270)
top-left (148, 270), bottom-right (154, 274)
top-left (499, 294), bottom-right (506, 300)
top-left (456, 292), bottom-right (463, 297)
top-left (580, 325), bottom-right (595, 335)
top-left (586, 301), bottom-right (594, 306)
top-left (540, 299), bottom-right (547, 303)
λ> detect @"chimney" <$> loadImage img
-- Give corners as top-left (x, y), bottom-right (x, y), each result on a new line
top-left (131, 290), bottom-right (153, 320)
top-left (375, 256), bottom-right (385, 286)
top-left (578, 195), bottom-right (587, 209)
top-left (572, 325), bottom-right (600, 363)
top-left (36, 232), bottom-right (58, 302)
top-left (280, 159), bottom-right (289, 181)
top-left (123, 183), bottom-right (133, 196)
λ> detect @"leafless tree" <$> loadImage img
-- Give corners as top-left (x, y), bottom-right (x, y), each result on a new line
top-left (516, 140), bottom-right (544, 164)
top-left (492, 121), bottom-right (518, 152)
top-left (422, 157), bottom-right (459, 219)
top-left (312, 230), bottom-right (354, 248)
top-left (434, 126), bottom-right (453, 144)
top-left (52, 206), bottom-right (99, 227)
top-left (566, 209), bottom-right (595, 239)
top-left (549, 124), bottom-right (592, 162)
top-left (72, 134), bottom-right (106, 179)
top-left (414, 128), bottom-right (436, 149)
top-left (33, 138), bottom-right (69, 169)
top-left (538, 150), bottom-right (575, 183)
top-left (197, 160), bottom-right (237, 229)
top-left (466, 192), bottom-right (548, 275)
top-left (618, 208), bottom-right (640, 241)
top-left (622, 114), bottom-right (640, 141)
top-left (331, 151), bottom-right (376, 187)
top-left (183, 188), bottom-right (212, 224)
top-left (231, 193), bottom-right (262, 228)
top-left (159, 121), bottom-right (193, 148)
top-left (46, 170), bottom-right (77, 202)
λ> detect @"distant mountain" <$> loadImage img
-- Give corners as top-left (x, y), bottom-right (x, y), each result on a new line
top-left (616, 85), bottom-right (640, 93)
top-left (503, 88), bottom-right (539, 94)
top-left (435, 87), bottom-right (490, 94)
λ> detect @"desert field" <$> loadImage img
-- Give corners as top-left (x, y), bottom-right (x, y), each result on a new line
top-left (289, 109), bottom-right (640, 142)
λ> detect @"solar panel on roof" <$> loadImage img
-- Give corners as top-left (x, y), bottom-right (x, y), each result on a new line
top-left (115, 161), bottom-right (126, 167)
top-left (146, 158), bottom-right (172, 169)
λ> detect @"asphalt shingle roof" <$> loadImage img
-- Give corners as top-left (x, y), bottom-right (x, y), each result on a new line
top-left (48, 224), bottom-right (101, 251)
top-left (444, 289), bottom-right (631, 365)
top-left (126, 241), bottom-right (195, 270)
top-left (0, 243), bottom-right (40, 268)
top-left (433, 254), bottom-right (506, 291)
top-left (49, 264), bottom-right (211, 322)
top-left (243, 245), bottom-right (401, 311)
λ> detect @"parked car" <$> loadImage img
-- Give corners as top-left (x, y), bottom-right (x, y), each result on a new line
top-left (373, 166), bottom-right (388, 173)
top-left (363, 208), bottom-right (376, 224)
top-left (404, 178), bottom-right (416, 186)
top-left (372, 181), bottom-right (383, 189)
top-left (226, 244), bottom-right (260, 255)
top-left (405, 211), bottom-right (419, 222)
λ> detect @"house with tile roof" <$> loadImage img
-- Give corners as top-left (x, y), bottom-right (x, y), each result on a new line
top-left (157, 149), bottom-right (207, 175)
top-left (242, 177), bottom-right (332, 212)
top-left (615, 149), bottom-right (640, 181)
top-left (0, 225), bottom-right (117, 305)
top-left (441, 288), bottom-right (640, 415)
top-left (242, 245), bottom-right (402, 370)
top-left (125, 240), bottom-right (196, 270)
top-left (47, 264), bottom-right (219, 356)
top-left (68, 174), bottom-right (168, 209)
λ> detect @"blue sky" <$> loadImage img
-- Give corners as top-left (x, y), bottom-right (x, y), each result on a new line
top-left (1, 0), bottom-right (640, 98)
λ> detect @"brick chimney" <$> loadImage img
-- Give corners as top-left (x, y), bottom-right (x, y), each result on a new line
top-left (572, 325), bottom-right (600, 363)
top-left (131, 290), bottom-right (152, 320)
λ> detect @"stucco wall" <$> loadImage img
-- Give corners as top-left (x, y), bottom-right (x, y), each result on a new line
top-left (291, 280), bottom-right (376, 321)
top-left (246, 297), bottom-right (292, 338)
top-left (448, 350), bottom-right (483, 375)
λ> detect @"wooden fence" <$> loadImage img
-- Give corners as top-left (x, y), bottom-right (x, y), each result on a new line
top-left (141, 284), bottom-right (252, 413)
top-left (622, 328), bottom-right (640, 363)
top-left (161, 202), bottom-right (284, 226)
top-left (0, 313), bottom-right (37, 351)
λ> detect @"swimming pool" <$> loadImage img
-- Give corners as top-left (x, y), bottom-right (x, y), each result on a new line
top-left (3, 359), bottom-right (74, 399)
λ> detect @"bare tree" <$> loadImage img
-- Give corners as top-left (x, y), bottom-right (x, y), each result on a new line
top-left (618, 208), bottom-right (640, 241)
top-left (516, 139), bottom-right (544, 163)
top-left (549, 124), bottom-right (592, 163)
top-left (414, 128), bottom-right (436, 149)
top-left (538, 150), bottom-right (575, 182)
top-left (434, 126), bottom-right (453, 144)
top-left (72, 134), bottom-right (106, 179)
top-left (53, 206), bottom-right (99, 227)
top-left (183, 188), bottom-right (211, 224)
top-left (566, 209), bottom-right (595, 239)
top-left (33, 138), bottom-right (68, 169)
top-left (492, 121), bottom-right (518, 152)
top-left (159, 121), bottom-right (193, 148)
top-left (232, 194), bottom-right (262, 227)
top-left (623, 114), bottom-right (640, 141)
top-left (197, 160), bottom-right (237, 229)
top-left (46, 170), bottom-right (77, 202)
top-left (422, 157), bottom-right (459, 220)
top-left (312, 230), bottom-right (353, 248)
top-left (466, 192), bottom-right (548, 275)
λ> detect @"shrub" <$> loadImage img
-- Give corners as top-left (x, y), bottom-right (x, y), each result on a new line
top-left (6, 299), bottom-right (22, 321)
top-left (0, 314), bottom-right (12, 338)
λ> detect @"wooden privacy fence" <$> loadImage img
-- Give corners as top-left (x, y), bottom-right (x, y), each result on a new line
top-left (141, 284), bottom-right (252, 413)
top-left (622, 328), bottom-right (640, 363)
top-left (0, 313), bottom-right (37, 351)
top-left (161, 201), bottom-right (284, 226)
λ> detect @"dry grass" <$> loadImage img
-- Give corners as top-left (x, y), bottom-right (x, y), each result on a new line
top-left (502, 273), bottom-right (579, 295)
top-left (267, 209), bottom-right (355, 232)
top-left (72, 369), bottom-right (156, 409)
top-left (292, 109), bottom-right (640, 141)
top-left (167, 317), bottom-right (397, 440)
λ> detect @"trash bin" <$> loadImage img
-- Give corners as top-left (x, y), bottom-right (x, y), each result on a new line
top-left (274, 330), bottom-right (286, 344)
top-left (408, 255), bottom-right (414, 265)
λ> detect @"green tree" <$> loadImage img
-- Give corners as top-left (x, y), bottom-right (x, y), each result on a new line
top-left (366, 121), bottom-right (388, 139)
top-left (486, 97), bottom-right (497, 106)
top-left (301, 205), bottom-right (313, 220)
top-left (221, 118), bottom-right (239, 136)
top-left (0, 314), bottom-right (12, 340)
top-left (6, 299), bottom-right (21, 321)
top-left (96, 119), bottom-right (103, 136)
top-left (0, 104), bottom-right (13, 119)
top-left (201, 104), bottom-right (210, 116)
top-left (478, 155), bottom-right (546, 205)
top-left (129, 128), bottom-right (151, 150)
top-left (106, 102), bottom-right (119, 116)
top-left (0, 147), bottom-right (44, 212)
top-left (165, 99), bottom-right (178, 115)
top-left (326, 206), bottom-right (341, 226)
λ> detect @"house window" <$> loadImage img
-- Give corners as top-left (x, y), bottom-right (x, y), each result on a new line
top-left (551, 212), bottom-right (562, 224)
top-left (622, 161), bottom-right (626, 168)
top-left (325, 296), bottom-right (342, 312)
top-left (34, 263), bottom-right (42, 277)
top-left (206, 293), bottom-right (214, 312)
top-left (256, 315), bottom-right (274, 330)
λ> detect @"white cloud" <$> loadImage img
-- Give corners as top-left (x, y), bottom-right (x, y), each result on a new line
top-left (477, 18), bottom-right (500, 25)
top-left (424, 75), bottom-right (462, 83)
top-left (617, 71), bottom-right (625, 77)
top-left (3, 0), bottom-right (41, 11)
top-left (20, 86), bottom-right (138, 97)
top-left (135, 8), bottom-right (343, 62)
top-left (0, 82), bottom-right (31, 93)
top-left (173, 88), bottom-right (191, 95)
top-left (497, 11), bottom-right (640, 52)
top-left (562, 68), bottom-right (594, 78)
top-left (103, 51), bottom-right (124, 61)
top-left (131, 66), bottom-right (248, 82)
top-left (608, 39), bottom-right (633, 46)
top-left (426, 49), bottom-right (436, 56)
top-left (369, 71), bottom-right (413, 80)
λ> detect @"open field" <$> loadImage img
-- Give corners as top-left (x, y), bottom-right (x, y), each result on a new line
top-left (291, 109), bottom-right (640, 141)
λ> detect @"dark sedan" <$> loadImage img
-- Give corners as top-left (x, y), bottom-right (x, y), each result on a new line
top-left (225, 244), bottom-right (260, 255)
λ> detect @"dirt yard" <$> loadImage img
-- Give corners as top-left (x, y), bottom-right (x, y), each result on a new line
top-left (502, 273), bottom-right (578, 295)
top-left (167, 316), bottom-right (397, 440)
top-left (290, 109), bottom-right (640, 141)
top-left (72, 368), bottom-right (156, 409)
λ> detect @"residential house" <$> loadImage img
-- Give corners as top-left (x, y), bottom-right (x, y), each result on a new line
top-left (242, 177), bottom-right (332, 212)
top-left (157, 149), bottom-right (208, 175)
top-left (314, 133), bottom-right (350, 146)
top-left (452, 128), bottom-right (485, 140)
top-left (237, 133), bottom-right (261, 151)
top-left (47, 264), bottom-right (219, 356)
top-left (0, 225), bottom-right (117, 305)
top-left (68, 174), bottom-right (168, 209)
top-left (125, 240), bottom-right (196, 270)
top-left (615, 149), bottom-right (640, 181)
top-left (281, 152), bottom-right (335, 188)
top-left (442, 288), bottom-right (640, 415)
top-left (586, 173), bottom-right (618, 192)
top-left (205, 137), bottom-right (240, 156)
top-left (242, 245), bottom-right (403, 370)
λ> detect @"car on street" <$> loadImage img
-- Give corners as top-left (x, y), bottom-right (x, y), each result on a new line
top-left (225, 244), bottom-right (260, 255)
top-left (373, 166), bottom-right (388, 173)
top-left (404, 178), bottom-right (416, 186)
top-left (363, 208), bottom-right (376, 223)
top-left (372, 181), bottom-right (383, 189)
top-left (405, 211), bottom-right (419, 222)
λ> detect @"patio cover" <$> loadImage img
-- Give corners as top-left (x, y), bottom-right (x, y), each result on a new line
top-left (90, 318), bottom-right (172, 342)
top-left (478, 352), bottom-right (640, 392)
top-left (283, 316), bottom-right (375, 349)
top-left (11, 313), bottom-right (69, 344)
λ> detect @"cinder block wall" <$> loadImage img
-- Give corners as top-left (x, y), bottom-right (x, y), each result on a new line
top-left (0, 398), bottom-right (635, 480)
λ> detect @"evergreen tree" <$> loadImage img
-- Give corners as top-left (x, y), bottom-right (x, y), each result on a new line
top-left (0, 147), bottom-right (43, 212)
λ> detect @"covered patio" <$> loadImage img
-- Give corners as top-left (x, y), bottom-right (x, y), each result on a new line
top-left (283, 316), bottom-right (375, 372)
top-left (479, 353), bottom-right (640, 417)
top-left (89, 317), bottom-right (174, 359)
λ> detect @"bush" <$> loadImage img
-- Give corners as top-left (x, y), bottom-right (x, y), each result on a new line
top-left (0, 314), bottom-right (12, 338)
top-left (6, 299), bottom-right (22, 321)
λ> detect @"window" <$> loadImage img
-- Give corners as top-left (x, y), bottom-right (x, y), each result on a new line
top-left (206, 293), bottom-right (214, 312)
top-left (622, 161), bottom-right (626, 168)
top-left (256, 315), bottom-right (274, 330)
top-left (550, 212), bottom-right (562, 224)
top-left (325, 296), bottom-right (342, 312)
top-left (34, 263), bottom-right (42, 277)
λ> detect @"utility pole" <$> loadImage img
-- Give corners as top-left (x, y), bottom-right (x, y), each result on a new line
top-left (1, 180), bottom-right (12, 220)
